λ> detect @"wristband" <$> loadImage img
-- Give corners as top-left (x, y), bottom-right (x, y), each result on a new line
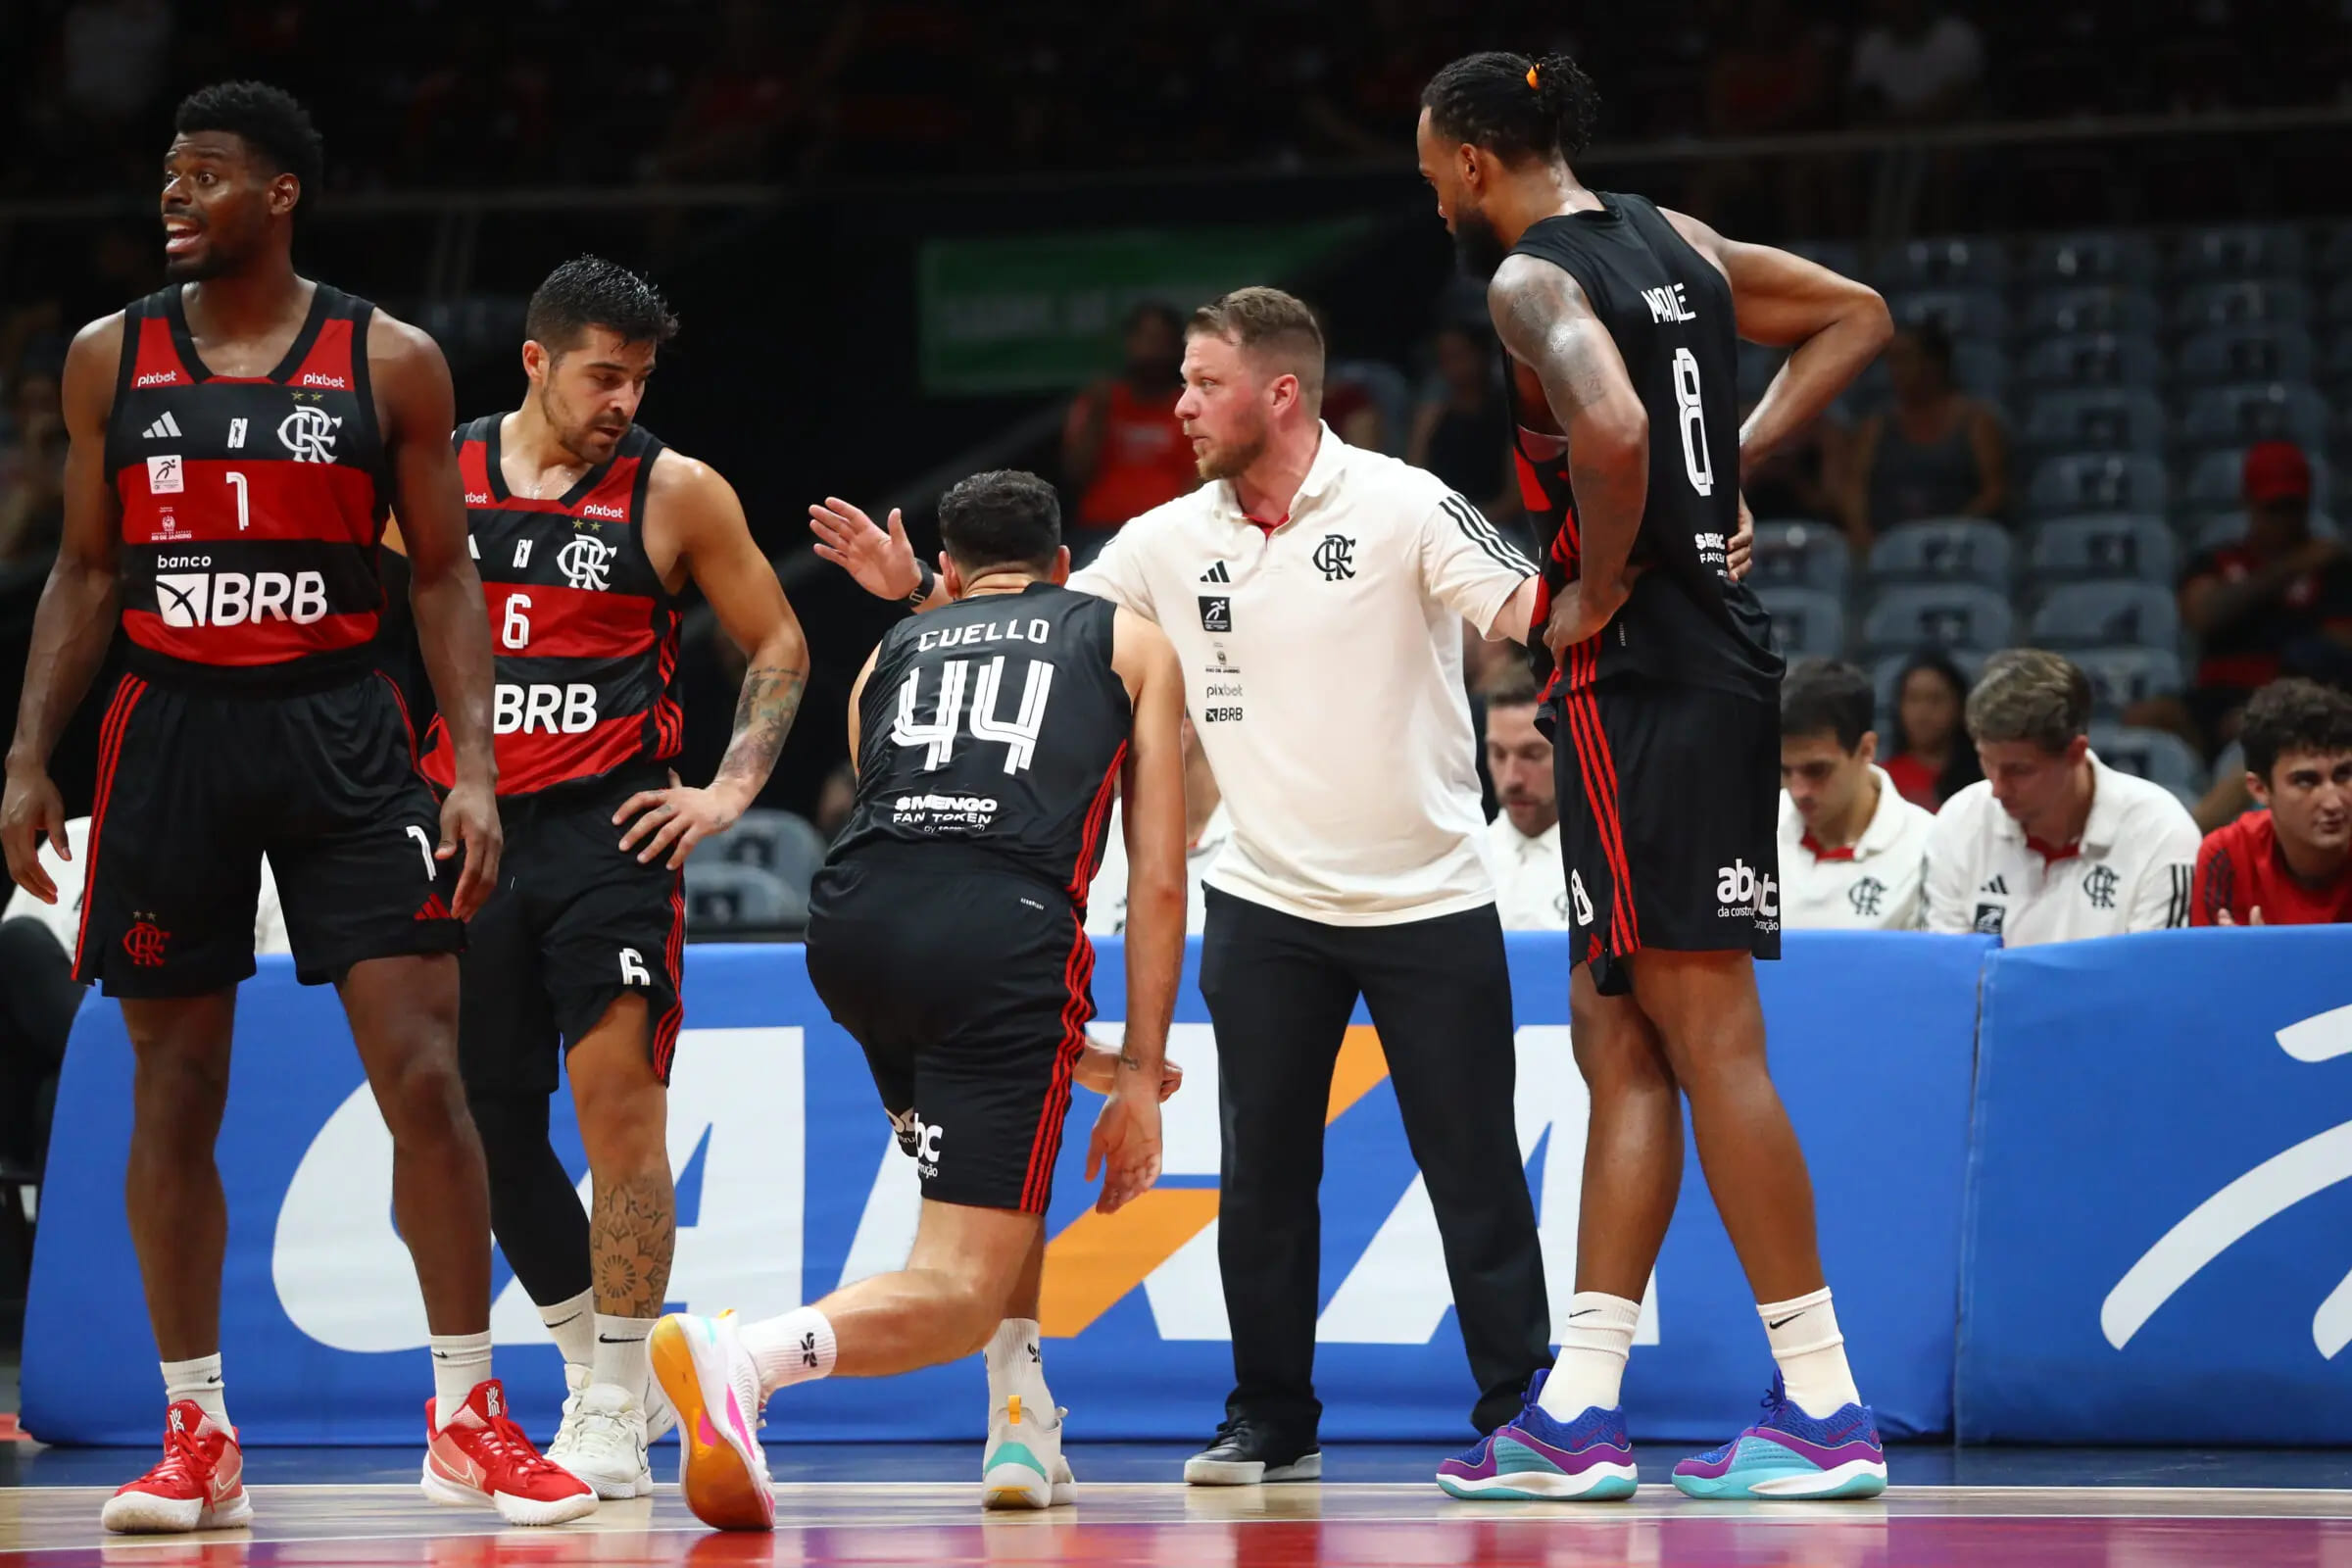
top-left (906, 559), bottom-right (935, 609)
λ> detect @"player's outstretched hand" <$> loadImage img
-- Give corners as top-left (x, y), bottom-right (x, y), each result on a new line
top-left (438, 778), bottom-right (503, 920)
top-left (1072, 1045), bottom-right (1184, 1102)
top-left (615, 769), bottom-right (743, 870)
top-left (1086, 1085), bottom-right (1163, 1215)
top-left (808, 497), bottom-right (922, 601)
top-left (0, 763), bottom-right (68, 904)
top-left (1728, 492), bottom-right (1755, 581)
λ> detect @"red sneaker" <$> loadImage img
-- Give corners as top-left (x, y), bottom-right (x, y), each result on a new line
top-left (100, 1401), bottom-right (253, 1534)
top-left (420, 1380), bottom-right (597, 1526)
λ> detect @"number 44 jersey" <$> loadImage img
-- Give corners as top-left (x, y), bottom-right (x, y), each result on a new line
top-left (836, 582), bottom-right (1134, 901)
top-left (1503, 192), bottom-right (1782, 702)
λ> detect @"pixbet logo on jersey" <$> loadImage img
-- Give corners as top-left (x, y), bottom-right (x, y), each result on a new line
top-left (154, 562), bottom-right (330, 627)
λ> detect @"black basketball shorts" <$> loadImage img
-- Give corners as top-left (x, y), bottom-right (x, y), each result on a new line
top-left (804, 848), bottom-right (1092, 1215)
top-left (1541, 674), bottom-right (1781, 997)
top-left (74, 670), bottom-right (464, 998)
top-left (457, 764), bottom-right (686, 1098)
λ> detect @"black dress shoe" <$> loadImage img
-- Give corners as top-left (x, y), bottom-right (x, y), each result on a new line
top-left (1183, 1416), bottom-right (1323, 1485)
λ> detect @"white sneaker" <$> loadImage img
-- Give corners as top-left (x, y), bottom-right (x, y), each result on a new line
top-left (650, 1312), bottom-right (774, 1532)
top-left (983, 1396), bottom-right (1075, 1509)
top-left (545, 1382), bottom-right (652, 1500)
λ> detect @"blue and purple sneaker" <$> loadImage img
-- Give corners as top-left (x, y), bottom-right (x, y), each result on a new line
top-left (1435, 1371), bottom-right (1639, 1501)
top-left (1671, 1374), bottom-right (1887, 1500)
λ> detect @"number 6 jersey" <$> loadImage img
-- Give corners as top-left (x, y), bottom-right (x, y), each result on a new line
top-left (835, 582), bottom-right (1133, 903)
top-left (1503, 192), bottom-right (1782, 702)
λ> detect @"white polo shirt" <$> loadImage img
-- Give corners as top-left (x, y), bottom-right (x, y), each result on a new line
top-left (1071, 424), bottom-right (1536, 925)
top-left (1921, 752), bottom-right (2201, 945)
top-left (1084, 800), bottom-right (1232, 937)
top-left (1482, 815), bottom-right (1569, 930)
top-left (1777, 765), bottom-right (1936, 930)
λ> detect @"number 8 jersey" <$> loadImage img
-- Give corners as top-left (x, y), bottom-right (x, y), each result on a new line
top-left (834, 582), bottom-right (1133, 904)
top-left (1504, 192), bottom-right (1782, 702)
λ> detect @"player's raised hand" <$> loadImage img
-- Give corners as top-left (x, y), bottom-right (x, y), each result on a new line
top-left (616, 769), bottom-right (743, 870)
top-left (438, 777), bottom-right (503, 920)
top-left (0, 762), bottom-right (69, 904)
top-left (1086, 1082), bottom-right (1163, 1215)
top-left (808, 497), bottom-right (922, 601)
top-left (1073, 1044), bottom-right (1184, 1102)
top-left (1728, 492), bottom-right (1755, 581)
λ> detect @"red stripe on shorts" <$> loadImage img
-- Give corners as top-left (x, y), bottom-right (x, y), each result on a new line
top-left (74, 675), bottom-right (149, 973)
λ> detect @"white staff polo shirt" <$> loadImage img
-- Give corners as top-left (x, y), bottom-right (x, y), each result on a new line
top-left (1070, 424), bottom-right (1537, 925)
top-left (1920, 752), bottom-right (2201, 945)
top-left (1776, 765), bottom-right (1936, 930)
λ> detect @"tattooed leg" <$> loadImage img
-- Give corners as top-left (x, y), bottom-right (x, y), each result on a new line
top-left (569, 994), bottom-right (675, 1319)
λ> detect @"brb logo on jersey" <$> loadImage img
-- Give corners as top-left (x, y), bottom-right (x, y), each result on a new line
top-left (559, 534), bottom-right (613, 591)
top-left (276, 405), bottom-right (342, 464)
top-left (154, 561), bottom-right (329, 628)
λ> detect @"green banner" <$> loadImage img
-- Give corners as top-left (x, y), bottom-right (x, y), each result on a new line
top-left (917, 220), bottom-right (1370, 396)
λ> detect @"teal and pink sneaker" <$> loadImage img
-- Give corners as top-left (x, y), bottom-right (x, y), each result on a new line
top-left (1435, 1370), bottom-right (1639, 1500)
top-left (1671, 1374), bottom-right (1887, 1500)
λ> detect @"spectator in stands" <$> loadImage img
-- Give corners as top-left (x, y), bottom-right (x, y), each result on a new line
top-left (0, 379), bottom-right (66, 571)
top-left (1779, 660), bottom-right (1936, 929)
top-left (1320, 366), bottom-right (1392, 455)
top-left (2177, 441), bottom-right (2352, 753)
top-left (1063, 300), bottom-right (1198, 551)
top-left (813, 760), bottom-right (858, 841)
top-left (1479, 667), bottom-right (1566, 930)
top-left (1848, 0), bottom-right (1985, 124)
top-left (1881, 648), bottom-right (1983, 809)
top-left (1695, 0), bottom-right (1838, 234)
top-left (1923, 651), bottom-right (2200, 944)
top-left (2191, 679), bottom-right (2352, 926)
top-left (1740, 406), bottom-right (1847, 527)
top-left (1086, 715), bottom-right (1230, 936)
top-left (1408, 325), bottom-right (1516, 525)
top-left (1842, 322), bottom-right (2006, 547)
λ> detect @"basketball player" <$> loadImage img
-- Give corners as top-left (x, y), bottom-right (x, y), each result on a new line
top-left (1416, 53), bottom-right (1896, 1500)
top-left (652, 469), bottom-right (1187, 1529)
top-left (385, 256), bottom-right (810, 1499)
top-left (0, 83), bottom-right (593, 1529)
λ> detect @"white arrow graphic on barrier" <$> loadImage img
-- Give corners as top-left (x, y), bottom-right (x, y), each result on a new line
top-left (2101, 1003), bottom-right (2352, 1355)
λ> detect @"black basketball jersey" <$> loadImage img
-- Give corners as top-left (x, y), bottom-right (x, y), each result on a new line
top-left (1503, 193), bottom-right (1783, 701)
top-left (835, 583), bottom-right (1133, 901)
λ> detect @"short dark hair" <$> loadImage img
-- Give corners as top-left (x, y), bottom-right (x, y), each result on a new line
top-left (1188, 286), bottom-right (1326, 403)
top-left (1781, 660), bottom-right (1877, 752)
top-left (2240, 678), bottom-right (2352, 782)
top-left (524, 256), bottom-right (679, 359)
top-left (174, 81), bottom-right (324, 203)
top-left (1422, 50), bottom-right (1602, 165)
top-left (1481, 662), bottom-right (1541, 708)
top-left (1967, 649), bottom-right (2092, 753)
top-left (939, 469), bottom-right (1061, 576)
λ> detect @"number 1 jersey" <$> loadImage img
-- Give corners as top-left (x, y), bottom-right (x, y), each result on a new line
top-left (1504, 193), bottom-right (1782, 701)
top-left (835, 582), bottom-right (1133, 903)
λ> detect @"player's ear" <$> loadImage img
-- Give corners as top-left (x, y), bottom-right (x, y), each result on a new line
top-left (521, 339), bottom-right (547, 388)
top-left (269, 172), bottom-right (301, 220)
top-left (1048, 546), bottom-right (1071, 585)
top-left (940, 551), bottom-right (963, 600)
top-left (2245, 770), bottom-right (2271, 808)
top-left (1857, 731), bottom-right (1879, 768)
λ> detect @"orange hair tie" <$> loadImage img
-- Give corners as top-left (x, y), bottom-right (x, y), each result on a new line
top-left (1527, 65), bottom-right (1542, 89)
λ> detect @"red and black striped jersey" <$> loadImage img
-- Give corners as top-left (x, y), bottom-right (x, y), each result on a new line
top-left (418, 415), bottom-right (683, 797)
top-left (106, 282), bottom-right (390, 689)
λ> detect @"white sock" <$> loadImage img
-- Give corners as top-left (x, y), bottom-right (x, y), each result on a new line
top-left (593, 1314), bottom-right (658, 1404)
top-left (1539, 1291), bottom-right (1641, 1418)
top-left (739, 1306), bottom-right (837, 1397)
top-left (539, 1288), bottom-right (597, 1373)
top-left (428, 1332), bottom-right (494, 1429)
top-left (986, 1318), bottom-right (1053, 1422)
top-left (161, 1354), bottom-right (230, 1430)
top-left (1759, 1288), bottom-right (1861, 1416)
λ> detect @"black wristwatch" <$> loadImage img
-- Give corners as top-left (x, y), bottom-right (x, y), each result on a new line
top-left (906, 559), bottom-right (935, 609)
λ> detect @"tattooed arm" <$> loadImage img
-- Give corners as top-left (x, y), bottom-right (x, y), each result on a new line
top-left (614, 455), bottom-right (811, 869)
top-left (1487, 255), bottom-right (1650, 659)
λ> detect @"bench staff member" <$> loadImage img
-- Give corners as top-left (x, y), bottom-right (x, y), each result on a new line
top-left (813, 288), bottom-right (1560, 1482)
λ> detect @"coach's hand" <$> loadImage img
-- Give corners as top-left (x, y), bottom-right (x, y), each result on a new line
top-left (0, 761), bottom-right (69, 904)
top-left (808, 497), bottom-right (922, 601)
top-left (1728, 492), bottom-right (1755, 581)
top-left (1073, 1045), bottom-right (1183, 1102)
top-left (616, 770), bottom-right (743, 870)
top-left (438, 778), bottom-right (503, 920)
top-left (1543, 575), bottom-right (1631, 662)
top-left (1086, 1083), bottom-right (1163, 1215)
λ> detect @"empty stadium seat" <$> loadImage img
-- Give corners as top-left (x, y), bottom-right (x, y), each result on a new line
top-left (2185, 511), bottom-right (2341, 553)
top-left (2020, 332), bottom-right (2163, 389)
top-left (2173, 278), bottom-right (2312, 333)
top-left (1788, 239), bottom-right (1863, 279)
top-left (2087, 723), bottom-right (2204, 798)
top-left (2328, 277), bottom-right (2352, 328)
top-left (2320, 221), bottom-right (2352, 279)
top-left (709, 808), bottom-right (829, 897)
top-left (1889, 287), bottom-right (2009, 340)
top-left (2177, 382), bottom-right (2333, 454)
top-left (1862, 584), bottom-right (2013, 654)
top-left (683, 860), bottom-right (808, 937)
top-left (1754, 587), bottom-right (1846, 660)
top-left (1750, 520), bottom-right (1851, 595)
top-left (2175, 326), bottom-right (2316, 386)
top-left (1876, 235), bottom-right (2010, 292)
top-left (2170, 222), bottom-right (2306, 281)
top-left (2181, 448), bottom-right (2335, 511)
top-left (2022, 284), bottom-right (2162, 339)
top-left (2022, 388), bottom-right (2167, 458)
top-left (2029, 581), bottom-right (2180, 650)
top-left (2071, 646), bottom-right (2184, 715)
top-left (1737, 341), bottom-right (1785, 404)
top-left (2025, 452), bottom-right (2169, 518)
top-left (2027, 513), bottom-right (2177, 584)
top-left (1868, 517), bottom-right (2013, 587)
top-left (2026, 230), bottom-right (2159, 288)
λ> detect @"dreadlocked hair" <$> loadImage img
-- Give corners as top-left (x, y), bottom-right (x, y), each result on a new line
top-left (1421, 50), bottom-right (1601, 164)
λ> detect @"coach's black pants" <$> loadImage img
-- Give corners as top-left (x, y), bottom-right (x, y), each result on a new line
top-left (1199, 886), bottom-right (1550, 1441)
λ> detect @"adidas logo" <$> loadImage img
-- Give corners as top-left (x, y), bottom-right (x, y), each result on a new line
top-left (414, 894), bottom-right (451, 921)
top-left (1980, 875), bottom-right (2009, 895)
top-left (143, 413), bottom-right (182, 440)
top-left (800, 1331), bottom-right (819, 1367)
top-left (1199, 562), bottom-right (1231, 583)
